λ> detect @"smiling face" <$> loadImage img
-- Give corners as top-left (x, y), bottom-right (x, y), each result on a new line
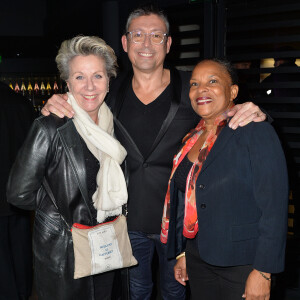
top-left (189, 60), bottom-right (238, 123)
top-left (121, 14), bottom-right (172, 74)
top-left (67, 55), bottom-right (108, 123)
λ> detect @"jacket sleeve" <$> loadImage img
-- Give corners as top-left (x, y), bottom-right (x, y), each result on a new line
top-left (6, 118), bottom-right (52, 210)
top-left (248, 122), bottom-right (288, 273)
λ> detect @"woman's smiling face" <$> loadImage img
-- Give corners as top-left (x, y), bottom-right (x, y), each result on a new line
top-left (67, 54), bottom-right (109, 123)
top-left (189, 60), bottom-right (238, 122)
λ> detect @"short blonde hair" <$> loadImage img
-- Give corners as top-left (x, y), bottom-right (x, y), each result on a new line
top-left (56, 35), bottom-right (118, 81)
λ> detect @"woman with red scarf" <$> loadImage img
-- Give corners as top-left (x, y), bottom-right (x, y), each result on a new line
top-left (161, 59), bottom-right (288, 300)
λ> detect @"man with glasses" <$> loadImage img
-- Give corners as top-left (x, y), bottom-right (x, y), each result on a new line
top-left (42, 4), bottom-right (266, 299)
top-left (126, 31), bottom-right (168, 45)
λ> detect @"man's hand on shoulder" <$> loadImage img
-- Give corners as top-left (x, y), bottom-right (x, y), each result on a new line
top-left (228, 102), bottom-right (266, 130)
top-left (41, 93), bottom-right (74, 118)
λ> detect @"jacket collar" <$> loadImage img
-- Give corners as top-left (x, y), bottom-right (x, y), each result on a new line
top-left (200, 125), bottom-right (235, 174)
top-left (57, 120), bottom-right (92, 220)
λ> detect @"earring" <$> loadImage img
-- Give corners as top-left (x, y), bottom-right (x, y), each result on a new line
top-left (107, 85), bottom-right (109, 93)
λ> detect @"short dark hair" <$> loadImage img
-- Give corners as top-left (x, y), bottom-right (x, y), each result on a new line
top-left (197, 58), bottom-right (238, 85)
top-left (125, 3), bottom-right (169, 34)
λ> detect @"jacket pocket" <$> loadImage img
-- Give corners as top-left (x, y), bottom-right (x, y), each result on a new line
top-left (34, 209), bottom-right (64, 235)
top-left (231, 222), bottom-right (259, 242)
top-left (33, 210), bottom-right (69, 273)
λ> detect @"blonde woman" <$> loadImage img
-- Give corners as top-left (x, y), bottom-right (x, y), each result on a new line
top-left (7, 36), bottom-right (127, 300)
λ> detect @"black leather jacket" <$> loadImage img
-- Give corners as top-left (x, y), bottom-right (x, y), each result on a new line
top-left (7, 115), bottom-right (96, 300)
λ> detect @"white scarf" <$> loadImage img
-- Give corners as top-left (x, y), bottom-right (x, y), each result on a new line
top-left (67, 92), bottom-right (128, 223)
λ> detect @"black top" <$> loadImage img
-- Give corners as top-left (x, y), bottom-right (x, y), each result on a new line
top-left (79, 136), bottom-right (99, 225)
top-left (118, 83), bottom-right (171, 158)
top-left (174, 155), bottom-right (194, 192)
top-left (79, 135), bottom-right (117, 225)
top-left (106, 69), bottom-right (200, 233)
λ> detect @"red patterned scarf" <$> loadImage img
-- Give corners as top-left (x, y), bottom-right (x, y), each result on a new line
top-left (161, 112), bottom-right (230, 243)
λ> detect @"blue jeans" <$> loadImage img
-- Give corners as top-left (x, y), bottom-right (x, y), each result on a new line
top-left (128, 231), bottom-right (186, 300)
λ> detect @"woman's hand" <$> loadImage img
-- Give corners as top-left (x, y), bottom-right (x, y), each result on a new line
top-left (174, 256), bottom-right (189, 286)
top-left (228, 102), bottom-right (266, 130)
top-left (242, 269), bottom-right (271, 300)
top-left (41, 94), bottom-right (74, 118)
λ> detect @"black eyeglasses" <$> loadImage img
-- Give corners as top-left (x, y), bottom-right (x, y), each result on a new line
top-left (126, 30), bottom-right (168, 45)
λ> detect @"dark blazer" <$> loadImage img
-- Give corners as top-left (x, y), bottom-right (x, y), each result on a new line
top-left (167, 121), bottom-right (288, 274)
top-left (7, 116), bottom-right (96, 300)
top-left (106, 68), bottom-right (199, 233)
top-left (0, 81), bottom-right (35, 216)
